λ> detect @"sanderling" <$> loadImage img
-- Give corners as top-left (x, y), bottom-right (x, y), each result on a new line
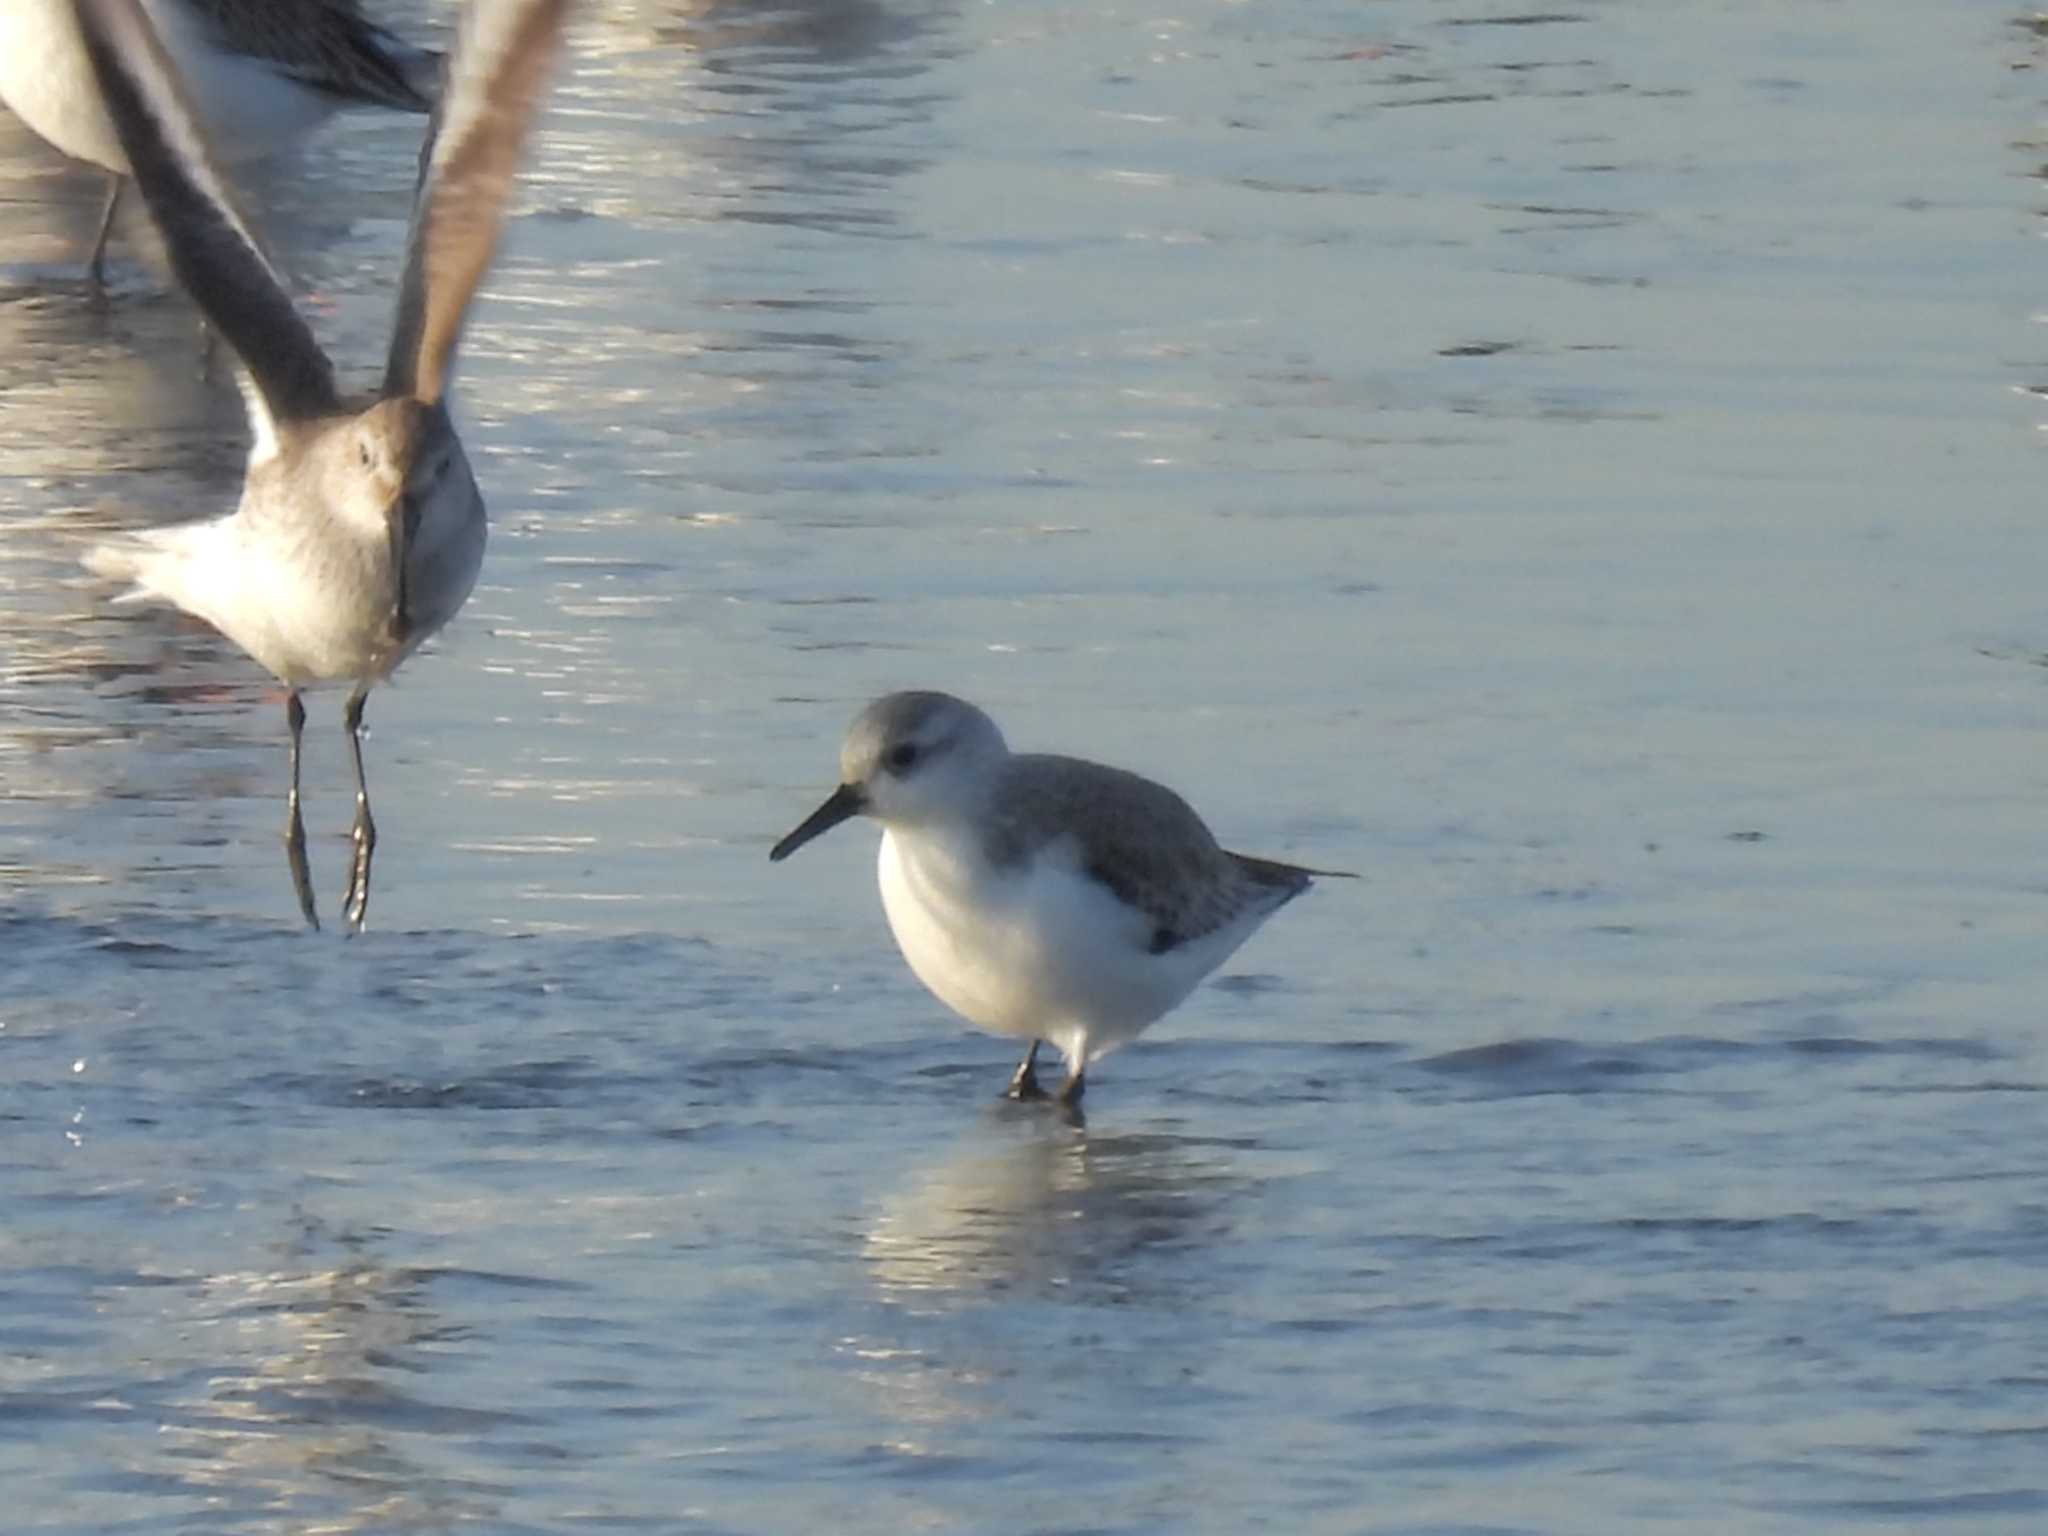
top-left (770, 690), bottom-right (1351, 1110)
top-left (78, 0), bottom-right (574, 932)
top-left (0, 0), bottom-right (438, 284)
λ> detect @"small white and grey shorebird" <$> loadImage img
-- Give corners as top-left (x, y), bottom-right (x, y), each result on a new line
top-left (0, 0), bottom-right (440, 285)
top-left (770, 691), bottom-right (1351, 1110)
top-left (77, 0), bottom-right (575, 932)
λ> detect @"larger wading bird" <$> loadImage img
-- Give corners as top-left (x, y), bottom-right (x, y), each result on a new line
top-left (78, 0), bottom-right (575, 931)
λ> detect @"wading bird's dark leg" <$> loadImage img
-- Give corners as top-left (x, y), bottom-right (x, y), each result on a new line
top-left (340, 684), bottom-right (377, 934)
top-left (87, 175), bottom-right (122, 288)
top-left (1006, 1040), bottom-right (1050, 1101)
top-left (1054, 1066), bottom-right (1087, 1128)
top-left (284, 691), bottom-right (319, 931)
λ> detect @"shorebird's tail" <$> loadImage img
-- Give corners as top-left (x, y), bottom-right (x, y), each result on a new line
top-left (1228, 852), bottom-right (1359, 890)
top-left (82, 524), bottom-right (203, 605)
top-left (82, 532), bottom-right (155, 599)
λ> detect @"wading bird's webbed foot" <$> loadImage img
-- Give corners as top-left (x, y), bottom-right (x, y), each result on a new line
top-left (340, 686), bottom-right (377, 934)
top-left (284, 691), bottom-right (319, 931)
top-left (1006, 1039), bottom-right (1050, 1101)
top-left (344, 794), bottom-right (376, 934)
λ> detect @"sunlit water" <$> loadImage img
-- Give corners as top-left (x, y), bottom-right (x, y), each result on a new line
top-left (4, 1), bottom-right (2047, 1531)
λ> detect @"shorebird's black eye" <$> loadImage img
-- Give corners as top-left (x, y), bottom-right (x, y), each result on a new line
top-left (885, 743), bottom-right (919, 774)
top-left (358, 442), bottom-right (373, 469)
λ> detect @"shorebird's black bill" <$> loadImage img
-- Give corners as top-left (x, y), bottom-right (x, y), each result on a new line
top-left (769, 784), bottom-right (865, 862)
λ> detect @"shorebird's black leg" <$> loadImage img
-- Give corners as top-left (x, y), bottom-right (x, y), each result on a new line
top-left (87, 174), bottom-right (122, 288)
top-left (340, 684), bottom-right (377, 934)
top-left (1006, 1040), bottom-right (1050, 1101)
top-left (1054, 1066), bottom-right (1087, 1128)
top-left (284, 690), bottom-right (318, 931)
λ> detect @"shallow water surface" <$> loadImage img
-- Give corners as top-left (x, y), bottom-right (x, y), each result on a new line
top-left (3, 1), bottom-right (2047, 1531)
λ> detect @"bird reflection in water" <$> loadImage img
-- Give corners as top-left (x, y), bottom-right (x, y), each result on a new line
top-left (143, 1252), bottom-right (514, 1530)
top-left (862, 1121), bottom-right (1242, 1307)
top-left (840, 1121), bottom-right (1247, 1440)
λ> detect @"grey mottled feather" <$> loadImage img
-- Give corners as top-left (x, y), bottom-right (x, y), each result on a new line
top-left (984, 754), bottom-right (1316, 953)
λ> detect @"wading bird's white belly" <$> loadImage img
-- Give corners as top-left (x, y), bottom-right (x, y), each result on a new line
top-left (102, 513), bottom-right (401, 687)
top-left (877, 828), bottom-right (1220, 1066)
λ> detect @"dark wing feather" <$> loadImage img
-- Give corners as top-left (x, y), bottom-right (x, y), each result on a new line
top-left (73, 0), bottom-right (337, 425)
top-left (184, 0), bottom-right (439, 110)
top-left (1228, 852), bottom-right (1345, 887)
top-left (385, 0), bottom-right (572, 404)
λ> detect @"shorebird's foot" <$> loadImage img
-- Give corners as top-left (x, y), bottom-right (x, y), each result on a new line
top-left (340, 686), bottom-right (376, 935)
top-left (284, 802), bottom-right (319, 931)
top-left (1005, 1040), bottom-right (1050, 1100)
top-left (284, 691), bottom-right (319, 931)
top-left (342, 798), bottom-right (376, 934)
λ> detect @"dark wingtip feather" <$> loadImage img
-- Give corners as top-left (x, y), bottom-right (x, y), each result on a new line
top-left (338, 31), bottom-right (443, 114)
top-left (1228, 853), bottom-right (1357, 889)
top-left (192, 0), bottom-right (442, 113)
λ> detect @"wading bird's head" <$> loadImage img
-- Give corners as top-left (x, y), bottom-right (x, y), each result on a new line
top-left (770, 691), bottom-right (1010, 860)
